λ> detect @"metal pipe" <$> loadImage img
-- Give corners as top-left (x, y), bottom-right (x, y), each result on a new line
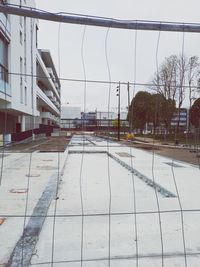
top-left (1, 4), bottom-right (200, 33)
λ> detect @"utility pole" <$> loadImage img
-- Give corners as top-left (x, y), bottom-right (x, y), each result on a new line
top-left (116, 81), bottom-right (121, 141)
top-left (127, 81), bottom-right (130, 108)
top-left (127, 81), bottom-right (131, 133)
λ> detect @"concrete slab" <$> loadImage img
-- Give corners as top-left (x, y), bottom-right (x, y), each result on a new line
top-left (30, 135), bottom-right (200, 266)
top-left (1, 134), bottom-right (200, 266)
top-left (0, 151), bottom-right (67, 265)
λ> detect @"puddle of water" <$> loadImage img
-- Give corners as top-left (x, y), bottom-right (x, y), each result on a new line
top-left (10, 189), bottom-right (28, 194)
top-left (26, 174), bottom-right (40, 177)
top-left (116, 152), bottom-right (135, 158)
top-left (164, 162), bottom-right (184, 168)
top-left (37, 166), bottom-right (57, 170)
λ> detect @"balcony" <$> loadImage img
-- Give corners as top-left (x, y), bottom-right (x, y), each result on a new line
top-left (40, 112), bottom-right (60, 124)
top-left (36, 86), bottom-right (60, 116)
top-left (46, 68), bottom-right (60, 95)
top-left (36, 52), bottom-right (60, 100)
top-left (52, 96), bottom-right (57, 103)
top-left (0, 13), bottom-right (11, 37)
top-left (55, 101), bottom-right (60, 108)
top-left (41, 111), bottom-right (52, 119)
top-left (54, 82), bottom-right (60, 94)
top-left (46, 67), bottom-right (54, 75)
top-left (45, 90), bottom-right (54, 99)
top-left (47, 67), bottom-right (56, 83)
top-left (52, 116), bottom-right (60, 123)
top-left (0, 79), bottom-right (11, 98)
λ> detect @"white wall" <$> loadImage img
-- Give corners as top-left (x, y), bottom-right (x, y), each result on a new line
top-left (9, 0), bottom-right (38, 117)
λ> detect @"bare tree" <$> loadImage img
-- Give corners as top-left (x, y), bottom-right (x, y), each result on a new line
top-left (187, 56), bottom-right (199, 109)
top-left (152, 55), bottom-right (178, 102)
top-left (186, 56), bottom-right (199, 131)
top-left (175, 54), bottom-right (188, 132)
top-left (151, 54), bottom-right (200, 133)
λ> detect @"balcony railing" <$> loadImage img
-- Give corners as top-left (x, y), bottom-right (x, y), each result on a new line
top-left (0, 79), bottom-right (11, 97)
top-left (36, 85), bottom-right (60, 116)
top-left (0, 13), bottom-right (11, 36)
top-left (41, 111), bottom-right (52, 119)
top-left (36, 52), bottom-right (60, 100)
top-left (45, 90), bottom-right (54, 99)
top-left (41, 112), bottom-right (60, 123)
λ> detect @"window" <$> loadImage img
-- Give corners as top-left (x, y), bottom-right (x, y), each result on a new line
top-left (36, 25), bottom-right (38, 48)
top-left (0, 34), bottom-right (8, 83)
top-left (24, 57), bottom-right (27, 82)
top-left (20, 31), bottom-right (23, 45)
top-left (24, 17), bottom-right (26, 42)
top-left (24, 86), bottom-right (27, 105)
top-left (19, 16), bottom-right (23, 26)
top-left (20, 57), bottom-right (23, 103)
top-left (24, 17), bottom-right (27, 81)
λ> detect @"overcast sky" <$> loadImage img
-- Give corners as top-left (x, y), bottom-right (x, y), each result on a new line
top-left (35, 0), bottom-right (200, 111)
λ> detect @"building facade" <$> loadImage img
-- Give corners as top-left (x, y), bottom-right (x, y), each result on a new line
top-left (142, 108), bottom-right (188, 134)
top-left (60, 109), bottom-right (129, 131)
top-left (171, 108), bottom-right (188, 131)
top-left (61, 106), bottom-right (81, 129)
top-left (0, 0), bottom-right (60, 143)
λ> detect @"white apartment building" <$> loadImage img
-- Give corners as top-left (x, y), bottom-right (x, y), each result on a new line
top-left (0, 0), bottom-right (61, 143)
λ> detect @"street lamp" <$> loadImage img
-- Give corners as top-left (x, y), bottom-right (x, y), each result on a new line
top-left (116, 81), bottom-right (121, 141)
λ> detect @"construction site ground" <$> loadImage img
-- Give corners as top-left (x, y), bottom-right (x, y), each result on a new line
top-left (2, 133), bottom-right (200, 167)
top-left (1, 133), bottom-right (200, 266)
top-left (132, 137), bottom-right (200, 167)
top-left (3, 135), bottom-right (70, 153)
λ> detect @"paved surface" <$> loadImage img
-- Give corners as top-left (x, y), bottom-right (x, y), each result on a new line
top-left (1, 134), bottom-right (200, 266)
top-left (0, 151), bottom-right (67, 266)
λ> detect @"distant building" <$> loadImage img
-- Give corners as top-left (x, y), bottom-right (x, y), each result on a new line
top-left (81, 111), bottom-right (96, 120)
top-left (96, 111), bottom-right (116, 127)
top-left (61, 106), bottom-right (81, 119)
top-left (143, 108), bottom-right (188, 134)
top-left (80, 112), bottom-right (97, 127)
top-left (120, 111), bottom-right (128, 120)
top-left (61, 106), bottom-right (81, 129)
top-left (171, 108), bottom-right (188, 131)
top-left (61, 109), bottom-right (129, 130)
top-left (96, 111), bottom-right (128, 127)
top-left (96, 111), bottom-right (116, 120)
